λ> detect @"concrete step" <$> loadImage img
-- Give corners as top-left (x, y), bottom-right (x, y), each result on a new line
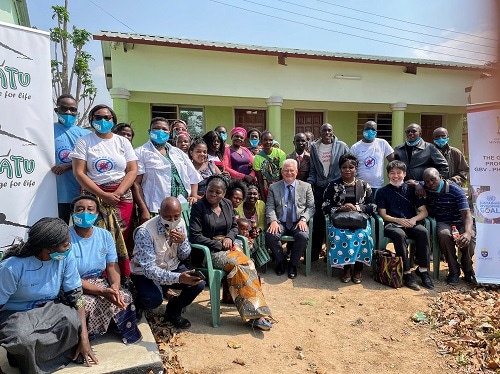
top-left (0, 316), bottom-right (163, 374)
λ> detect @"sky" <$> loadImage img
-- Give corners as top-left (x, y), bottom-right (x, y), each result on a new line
top-left (26, 0), bottom-right (499, 106)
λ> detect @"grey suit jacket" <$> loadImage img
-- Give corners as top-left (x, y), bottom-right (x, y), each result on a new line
top-left (265, 179), bottom-right (315, 225)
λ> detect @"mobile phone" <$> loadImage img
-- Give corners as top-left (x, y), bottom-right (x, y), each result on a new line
top-left (191, 270), bottom-right (206, 281)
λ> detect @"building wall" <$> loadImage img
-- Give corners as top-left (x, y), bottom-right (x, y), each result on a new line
top-left (0, 0), bottom-right (29, 26)
top-left (108, 44), bottom-right (479, 107)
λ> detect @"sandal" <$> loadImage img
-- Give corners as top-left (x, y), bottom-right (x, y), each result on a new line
top-left (249, 317), bottom-right (272, 331)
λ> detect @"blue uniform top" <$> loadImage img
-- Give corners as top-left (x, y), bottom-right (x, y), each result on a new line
top-left (0, 254), bottom-right (81, 311)
top-left (70, 226), bottom-right (118, 279)
top-left (54, 122), bottom-right (91, 203)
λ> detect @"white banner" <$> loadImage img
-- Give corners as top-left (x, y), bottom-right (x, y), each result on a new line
top-left (0, 22), bottom-right (56, 252)
top-left (467, 102), bottom-right (500, 284)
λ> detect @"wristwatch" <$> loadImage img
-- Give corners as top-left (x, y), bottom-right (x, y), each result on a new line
top-left (300, 217), bottom-right (307, 222)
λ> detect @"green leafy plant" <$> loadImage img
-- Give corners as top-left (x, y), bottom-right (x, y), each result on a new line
top-left (50, 0), bottom-right (96, 126)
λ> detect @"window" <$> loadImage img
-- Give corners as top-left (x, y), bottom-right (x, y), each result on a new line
top-left (151, 105), bottom-right (205, 136)
top-left (180, 107), bottom-right (204, 137)
top-left (357, 113), bottom-right (392, 143)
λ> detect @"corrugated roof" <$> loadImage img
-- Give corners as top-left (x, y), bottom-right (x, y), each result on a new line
top-left (93, 30), bottom-right (488, 71)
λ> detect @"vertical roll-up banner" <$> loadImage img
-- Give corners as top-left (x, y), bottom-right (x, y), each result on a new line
top-left (0, 22), bottom-right (56, 253)
top-left (467, 101), bottom-right (500, 284)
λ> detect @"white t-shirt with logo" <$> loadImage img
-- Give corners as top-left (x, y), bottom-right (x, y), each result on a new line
top-left (318, 142), bottom-right (333, 177)
top-left (70, 132), bottom-right (138, 185)
top-left (350, 138), bottom-right (394, 188)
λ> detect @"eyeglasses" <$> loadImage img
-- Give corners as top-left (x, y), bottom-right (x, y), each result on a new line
top-left (93, 115), bottom-right (113, 121)
top-left (405, 129), bottom-right (418, 134)
top-left (58, 105), bottom-right (78, 114)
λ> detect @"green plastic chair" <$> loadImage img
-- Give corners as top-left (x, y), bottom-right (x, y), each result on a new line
top-left (373, 213), bottom-right (440, 280)
top-left (324, 215), bottom-right (377, 277)
top-left (182, 202), bottom-right (253, 327)
top-left (279, 217), bottom-right (313, 276)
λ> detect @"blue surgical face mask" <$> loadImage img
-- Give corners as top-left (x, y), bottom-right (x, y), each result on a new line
top-left (150, 129), bottom-right (170, 144)
top-left (405, 137), bottom-right (422, 147)
top-left (249, 139), bottom-right (259, 148)
top-left (433, 137), bottom-right (449, 148)
top-left (220, 133), bottom-right (227, 142)
top-left (73, 212), bottom-right (98, 228)
top-left (435, 179), bottom-right (445, 193)
top-left (50, 248), bottom-right (71, 261)
top-left (92, 119), bottom-right (114, 134)
top-left (363, 129), bottom-right (377, 141)
top-left (58, 113), bottom-right (77, 128)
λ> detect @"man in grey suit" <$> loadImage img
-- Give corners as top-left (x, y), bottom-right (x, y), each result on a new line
top-left (265, 159), bottom-right (315, 279)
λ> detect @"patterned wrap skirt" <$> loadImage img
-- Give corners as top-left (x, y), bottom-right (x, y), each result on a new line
top-left (211, 249), bottom-right (272, 321)
top-left (83, 277), bottom-right (142, 344)
top-left (328, 221), bottom-right (374, 267)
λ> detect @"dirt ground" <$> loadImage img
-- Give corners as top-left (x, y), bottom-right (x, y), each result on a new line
top-left (151, 257), bottom-right (466, 374)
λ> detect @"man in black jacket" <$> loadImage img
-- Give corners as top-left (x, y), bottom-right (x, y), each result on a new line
top-left (394, 123), bottom-right (448, 181)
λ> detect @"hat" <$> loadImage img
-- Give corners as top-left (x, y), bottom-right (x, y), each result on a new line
top-left (230, 127), bottom-right (247, 139)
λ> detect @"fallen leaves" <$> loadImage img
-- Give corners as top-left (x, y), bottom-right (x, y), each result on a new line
top-left (419, 287), bottom-right (500, 373)
top-left (227, 340), bottom-right (241, 349)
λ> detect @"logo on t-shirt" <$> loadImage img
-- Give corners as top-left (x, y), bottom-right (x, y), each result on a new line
top-left (57, 146), bottom-right (72, 163)
top-left (94, 157), bottom-right (115, 173)
top-left (364, 156), bottom-right (376, 169)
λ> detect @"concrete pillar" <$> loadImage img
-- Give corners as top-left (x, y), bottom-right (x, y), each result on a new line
top-left (390, 102), bottom-right (407, 147)
top-left (266, 96), bottom-right (283, 143)
top-left (109, 88), bottom-right (131, 123)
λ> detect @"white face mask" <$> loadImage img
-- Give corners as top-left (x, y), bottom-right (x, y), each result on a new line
top-left (159, 217), bottom-right (181, 230)
top-left (389, 180), bottom-right (405, 187)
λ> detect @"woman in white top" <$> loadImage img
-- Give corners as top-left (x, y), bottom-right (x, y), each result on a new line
top-left (134, 117), bottom-right (202, 224)
top-left (70, 104), bottom-right (138, 273)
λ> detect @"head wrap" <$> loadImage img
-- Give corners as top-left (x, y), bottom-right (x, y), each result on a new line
top-left (230, 127), bottom-right (247, 139)
top-left (176, 130), bottom-right (191, 139)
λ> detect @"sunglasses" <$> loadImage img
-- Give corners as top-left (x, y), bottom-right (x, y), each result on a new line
top-left (93, 115), bottom-right (113, 121)
top-left (58, 105), bottom-right (78, 114)
top-left (405, 129), bottom-right (418, 134)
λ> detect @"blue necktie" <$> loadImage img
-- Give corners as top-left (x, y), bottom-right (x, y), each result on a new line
top-left (286, 184), bottom-right (294, 230)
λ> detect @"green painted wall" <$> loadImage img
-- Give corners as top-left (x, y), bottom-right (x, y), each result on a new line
top-left (128, 102), bottom-right (151, 147)
top-left (0, 0), bottom-right (17, 24)
top-left (405, 113), bottom-right (421, 127)
top-left (205, 106), bottom-right (233, 133)
top-left (447, 114), bottom-right (464, 149)
top-left (328, 111), bottom-right (358, 147)
top-left (280, 109), bottom-right (295, 154)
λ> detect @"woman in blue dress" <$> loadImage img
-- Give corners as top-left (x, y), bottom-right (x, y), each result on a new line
top-left (69, 195), bottom-right (141, 344)
top-left (0, 217), bottom-right (97, 373)
top-left (322, 154), bottom-right (376, 284)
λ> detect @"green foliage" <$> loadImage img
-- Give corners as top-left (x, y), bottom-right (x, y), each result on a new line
top-left (50, 1), bottom-right (96, 126)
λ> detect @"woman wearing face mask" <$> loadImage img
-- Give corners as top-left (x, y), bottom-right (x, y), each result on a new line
top-left (223, 127), bottom-right (256, 184)
top-left (70, 104), bottom-right (138, 275)
top-left (168, 119), bottom-right (188, 146)
top-left (134, 117), bottom-right (202, 224)
top-left (0, 217), bottom-right (97, 373)
top-left (247, 128), bottom-right (262, 155)
top-left (69, 195), bottom-right (141, 344)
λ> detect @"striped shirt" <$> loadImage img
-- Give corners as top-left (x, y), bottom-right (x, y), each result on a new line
top-left (424, 181), bottom-right (469, 225)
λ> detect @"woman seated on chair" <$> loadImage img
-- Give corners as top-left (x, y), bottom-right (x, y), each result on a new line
top-left (322, 153), bottom-right (376, 284)
top-left (69, 194), bottom-right (142, 344)
top-left (188, 175), bottom-right (273, 331)
top-left (0, 218), bottom-right (97, 373)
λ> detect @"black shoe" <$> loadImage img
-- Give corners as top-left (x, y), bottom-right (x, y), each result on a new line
top-left (288, 265), bottom-right (297, 279)
top-left (415, 268), bottom-right (435, 290)
top-left (446, 273), bottom-right (460, 286)
top-left (164, 314), bottom-right (191, 329)
top-left (7, 352), bottom-right (19, 368)
top-left (403, 273), bottom-right (420, 291)
top-left (275, 260), bottom-right (286, 276)
top-left (463, 270), bottom-right (477, 285)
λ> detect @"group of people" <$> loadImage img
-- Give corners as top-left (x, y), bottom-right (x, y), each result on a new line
top-left (0, 93), bottom-right (476, 373)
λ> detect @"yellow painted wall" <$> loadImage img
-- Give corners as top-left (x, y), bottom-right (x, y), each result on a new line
top-left (109, 43), bottom-right (480, 107)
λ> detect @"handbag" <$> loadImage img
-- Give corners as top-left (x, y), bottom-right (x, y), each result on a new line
top-left (331, 211), bottom-right (368, 229)
top-left (250, 232), bottom-right (271, 268)
top-left (372, 250), bottom-right (403, 288)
